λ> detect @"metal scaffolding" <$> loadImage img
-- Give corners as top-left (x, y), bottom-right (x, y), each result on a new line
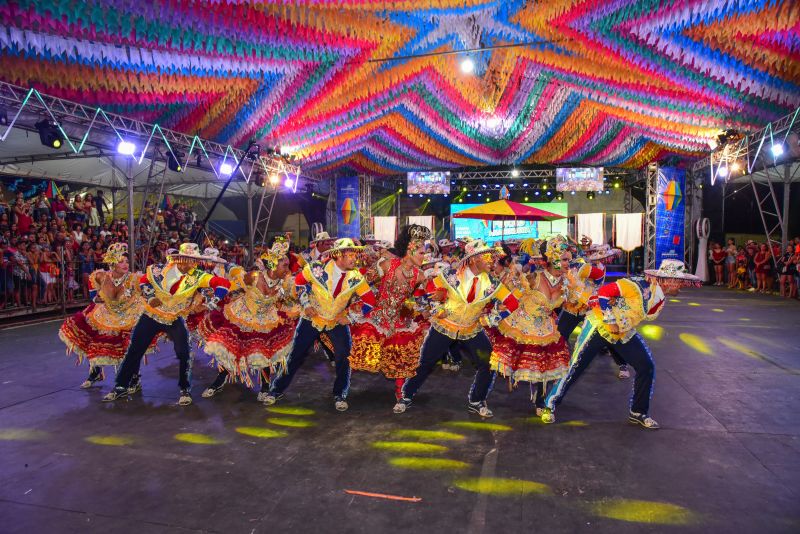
top-left (358, 175), bottom-right (373, 237)
top-left (643, 162), bottom-right (659, 271)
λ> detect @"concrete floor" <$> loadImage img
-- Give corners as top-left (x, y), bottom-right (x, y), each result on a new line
top-left (0, 287), bottom-right (798, 533)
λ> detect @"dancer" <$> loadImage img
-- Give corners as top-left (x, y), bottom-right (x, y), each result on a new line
top-left (200, 236), bottom-right (296, 402)
top-left (59, 243), bottom-right (154, 389)
top-left (543, 259), bottom-right (700, 429)
top-left (394, 240), bottom-right (519, 418)
top-left (262, 238), bottom-right (376, 411)
top-left (487, 237), bottom-right (571, 418)
top-left (102, 243), bottom-right (230, 406)
top-left (348, 225), bottom-right (431, 400)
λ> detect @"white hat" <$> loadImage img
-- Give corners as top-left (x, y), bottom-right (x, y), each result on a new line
top-left (644, 259), bottom-right (701, 286)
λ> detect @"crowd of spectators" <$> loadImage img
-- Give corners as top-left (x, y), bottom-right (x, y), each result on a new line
top-left (709, 237), bottom-right (800, 299)
top-left (0, 182), bottom-right (246, 311)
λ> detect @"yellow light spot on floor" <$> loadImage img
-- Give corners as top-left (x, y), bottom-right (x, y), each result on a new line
top-left (388, 457), bottom-right (470, 470)
top-left (236, 427), bottom-right (288, 439)
top-left (390, 430), bottom-right (466, 441)
top-left (739, 318), bottom-right (751, 322)
top-left (688, 302), bottom-right (701, 307)
top-left (267, 417), bottom-right (316, 428)
top-left (561, 420), bottom-right (589, 427)
top-left (371, 441), bottom-right (448, 454)
top-left (669, 298), bottom-right (681, 303)
top-left (639, 324), bottom-right (664, 341)
top-left (592, 498), bottom-right (699, 525)
top-left (265, 406), bottom-right (315, 416)
top-left (85, 435), bottom-right (134, 446)
top-left (174, 433), bottom-right (224, 445)
top-left (712, 308), bottom-right (724, 312)
top-left (717, 338), bottom-right (764, 362)
top-left (455, 477), bottom-right (551, 496)
top-left (0, 429), bottom-right (48, 441)
top-left (443, 421), bottom-right (512, 432)
top-left (679, 333), bottom-right (713, 355)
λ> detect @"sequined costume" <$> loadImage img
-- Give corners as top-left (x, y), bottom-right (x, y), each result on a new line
top-left (488, 271), bottom-right (570, 384)
top-left (349, 257), bottom-right (427, 379)
top-left (198, 271), bottom-right (296, 387)
top-left (59, 270), bottom-right (157, 367)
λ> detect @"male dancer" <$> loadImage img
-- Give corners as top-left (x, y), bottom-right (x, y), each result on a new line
top-left (544, 260), bottom-right (699, 429)
top-left (394, 240), bottom-right (519, 418)
top-left (262, 238), bottom-right (376, 411)
top-left (102, 243), bottom-right (230, 406)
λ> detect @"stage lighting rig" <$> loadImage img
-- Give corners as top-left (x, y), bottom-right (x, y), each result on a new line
top-left (35, 119), bottom-right (64, 149)
top-left (167, 150), bottom-right (185, 172)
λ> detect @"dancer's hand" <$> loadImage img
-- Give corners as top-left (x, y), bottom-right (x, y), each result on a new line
top-left (429, 288), bottom-right (447, 302)
top-left (304, 306), bottom-right (318, 318)
top-left (149, 298), bottom-right (162, 308)
top-left (606, 323), bottom-right (620, 334)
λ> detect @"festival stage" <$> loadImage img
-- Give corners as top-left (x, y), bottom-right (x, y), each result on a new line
top-left (0, 287), bottom-right (798, 533)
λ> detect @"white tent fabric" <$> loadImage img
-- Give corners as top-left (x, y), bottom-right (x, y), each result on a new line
top-left (576, 212), bottom-right (604, 246)
top-left (373, 216), bottom-right (397, 244)
top-left (614, 213), bottom-right (643, 251)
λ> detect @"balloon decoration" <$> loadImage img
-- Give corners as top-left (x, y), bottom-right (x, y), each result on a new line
top-left (0, 0), bottom-right (798, 177)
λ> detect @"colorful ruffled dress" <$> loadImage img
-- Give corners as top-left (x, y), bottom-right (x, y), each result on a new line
top-left (488, 272), bottom-right (570, 383)
top-left (197, 272), bottom-right (296, 386)
top-left (349, 258), bottom-right (428, 379)
top-left (59, 271), bottom-right (157, 367)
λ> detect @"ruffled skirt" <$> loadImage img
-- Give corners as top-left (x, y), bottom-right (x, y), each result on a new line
top-left (348, 320), bottom-right (428, 379)
top-left (487, 327), bottom-right (570, 384)
top-left (197, 309), bottom-right (295, 387)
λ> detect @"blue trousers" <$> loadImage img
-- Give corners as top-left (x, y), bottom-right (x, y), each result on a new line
top-left (269, 318), bottom-right (352, 399)
top-left (402, 328), bottom-right (495, 404)
top-left (115, 315), bottom-right (192, 390)
top-left (558, 310), bottom-right (626, 366)
top-left (546, 322), bottom-right (655, 415)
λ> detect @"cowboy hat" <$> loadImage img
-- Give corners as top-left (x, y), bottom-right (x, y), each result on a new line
top-left (311, 231), bottom-right (335, 244)
top-left (168, 242), bottom-right (227, 264)
top-left (644, 259), bottom-right (701, 287)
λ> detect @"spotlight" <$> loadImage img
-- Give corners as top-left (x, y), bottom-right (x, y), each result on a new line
top-left (494, 184), bottom-right (500, 188)
top-left (570, 190), bottom-right (575, 195)
top-left (0, 106), bottom-right (7, 126)
top-left (482, 184), bottom-right (487, 189)
top-left (117, 140), bottom-right (136, 156)
top-left (467, 193), bottom-right (472, 197)
top-left (770, 143), bottom-right (784, 157)
top-left (605, 190), bottom-right (611, 195)
top-left (458, 198), bottom-right (463, 203)
top-left (167, 151), bottom-right (184, 172)
top-left (285, 178), bottom-right (295, 188)
top-left (587, 191), bottom-right (595, 200)
top-left (508, 184), bottom-right (514, 188)
top-left (717, 165), bottom-right (728, 178)
top-left (477, 193), bottom-right (482, 197)
top-left (542, 183), bottom-right (548, 190)
top-left (547, 191), bottom-right (553, 197)
top-left (524, 196), bottom-right (529, 202)
top-left (534, 191), bottom-right (540, 196)
top-left (731, 161), bottom-right (741, 172)
top-left (460, 57), bottom-right (475, 74)
top-left (555, 192), bottom-right (563, 200)
top-left (397, 187), bottom-right (403, 193)
top-left (523, 183), bottom-right (529, 187)
top-left (511, 168), bottom-right (520, 178)
top-left (613, 181), bottom-right (621, 189)
top-left (462, 186), bottom-right (467, 192)
top-left (35, 120), bottom-right (64, 149)
top-left (267, 174), bottom-right (279, 186)
top-left (219, 162), bottom-right (234, 176)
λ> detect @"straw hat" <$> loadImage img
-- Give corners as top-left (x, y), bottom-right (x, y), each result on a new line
top-left (644, 259), bottom-right (701, 287)
top-left (459, 239), bottom-right (500, 265)
top-left (327, 238), bottom-right (365, 256)
top-left (311, 231), bottom-right (335, 244)
top-left (168, 242), bottom-right (226, 264)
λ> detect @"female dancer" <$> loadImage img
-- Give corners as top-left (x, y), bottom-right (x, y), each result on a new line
top-left (487, 237), bottom-right (571, 419)
top-left (348, 225), bottom-right (431, 400)
top-left (59, 243), bottom-right (155, 389)
top-left (199, 236), bottom-right (297, 402)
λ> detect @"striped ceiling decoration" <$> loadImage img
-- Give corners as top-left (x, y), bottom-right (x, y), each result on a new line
top-left (1, 0), bottom-right (798, 177)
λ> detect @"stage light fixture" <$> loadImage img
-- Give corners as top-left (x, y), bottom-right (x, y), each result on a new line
top-left (717, 165), bottom-right (728, 178)
top-left (285, 178), bottom-right (295, 188)
top-left (511, 168), bottom-right (520, 178)
top-left (555, 192), bottom-right (563, 200)
top-left (485, 197), bottom-right (490, 202)
top-left (523, 183), bottom-right (529, 187)
top-left (570, 190), bottom-right (575, 195)
top-left (397, 187), bottom-right (403, 193)
top-left (587, 191), bottom-right (595, 200)
top-left (0, 106), bottom-right (7, 126)
top-left (460, 57), bottom-right (475, 74)
top-left (613, 181), bottom-right (621, 189)
top-left (219, 162), bottom-right (234, 176)
top-left (542, 183), bottom-right (548, 190)
top-left (167, 151), bottom-right (184, 172)
top-left (605, 190), bottom-right (611, 195)
top-left (524, 196), bottom-right (529, 202)
top-left (36, 120), bottom-right (64, 149)
top-left (770, 143), bottom-right (784, 157)
top-left (731, 161), bottom-right (741, 172)
top-left (117, 140), bottom-right (136, 156)
top-left (268, 173), bottom-right (279, 186)
top-left (534, 191), bottom-right (540, 196)
top-left (462, 186), bottom-right (467, 192)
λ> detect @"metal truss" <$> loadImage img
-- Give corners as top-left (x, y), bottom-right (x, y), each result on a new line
top-left (683, 172), bottom-right (702, 269)
top-left (749, 165), bottom-right (786, 266)
top-left (693, 105), bottom-right (800, 184)
top-left (0, 81), bottom-right (304, 185)
top-left (358, 175), bottom-right (373, 237)
top-left (644, 162), bottom-right (658, 270)
top-left (326, 178), bottom-right (338, 237)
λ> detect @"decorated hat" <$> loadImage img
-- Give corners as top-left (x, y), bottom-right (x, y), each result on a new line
top-left (327, 237), bottom-right (365, 256)
top-left (644, 259), bottom-right (701, 287)
top-left (585, 243), bottom-right (621, 263)
top-left (311, 231), bottom-right (335, 244)
top-left (260, 235), bottom-right (291, 270)
top-left (460, 239), bottom-right (500, 265)
top-left (102, 242), bottom-right (128, 265)
top-left (168, 242), bottom-right (226, 264)
top-left (438, 238), bottom-right (455, 248)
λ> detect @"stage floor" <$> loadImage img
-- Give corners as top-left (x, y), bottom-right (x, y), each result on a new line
top-left (1, 287), bottom-right (798, 533)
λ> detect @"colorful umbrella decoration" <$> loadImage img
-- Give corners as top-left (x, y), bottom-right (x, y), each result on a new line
top-left (0, 1), bottom-right (797, 177)
top-left (453, 200), bottom-right (564, 222)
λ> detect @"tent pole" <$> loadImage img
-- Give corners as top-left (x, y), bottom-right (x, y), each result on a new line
top-left (126, 157), bottom-right (135, 271)
top-left (247, 180), bottom-right (254, 267)
top-left (111, 188), bottom-right (116, 221)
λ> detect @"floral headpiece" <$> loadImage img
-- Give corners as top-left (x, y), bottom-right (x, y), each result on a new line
top-left (544, 236), bottom-right (568, 264)
top-left (102, 242), bottom-right (128, 265)
top-left (260, 235), bottom-right (290, 270)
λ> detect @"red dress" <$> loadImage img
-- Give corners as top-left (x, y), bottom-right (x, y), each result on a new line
top-left (349, 258), bottom-right (428, 379)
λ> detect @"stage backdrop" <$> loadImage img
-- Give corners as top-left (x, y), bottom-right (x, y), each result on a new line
top-left (450, 203), bottom-right (568, 244)
top-left (336, 176), bottom-right (360, 239)
top-left (655, 166), bottom-right (686, 266)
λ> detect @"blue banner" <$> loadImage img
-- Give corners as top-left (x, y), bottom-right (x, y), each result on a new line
top-left (655, 166), bottom-right (685, 266)
top-left (336, 177), bottom-right (360, 239)
top-left (450, 203), bottom-right (569, 244)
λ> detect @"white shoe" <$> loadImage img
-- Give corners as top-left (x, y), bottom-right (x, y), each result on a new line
top-left (468, 401), bottom-right (493, 418)
top-left (201, 385), bottom-right (223, 398)
top-left (540, 407), bottom-right (555, 424)
top-left (262, 393), bottom-right (282, 406)
top-left (393, 399), bottom-right (411, 414)
top-left (334, 398), bottom-right (349, 412)
top-left (256, 391), bottom-right (270, 403)
top-left (177, 390), bottom-right (192, 406)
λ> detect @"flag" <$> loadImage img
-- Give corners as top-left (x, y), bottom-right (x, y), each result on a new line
top-left (45, 181), bottom-right (61, 199)
top-left (161, 194), bottom-right (172, 210)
